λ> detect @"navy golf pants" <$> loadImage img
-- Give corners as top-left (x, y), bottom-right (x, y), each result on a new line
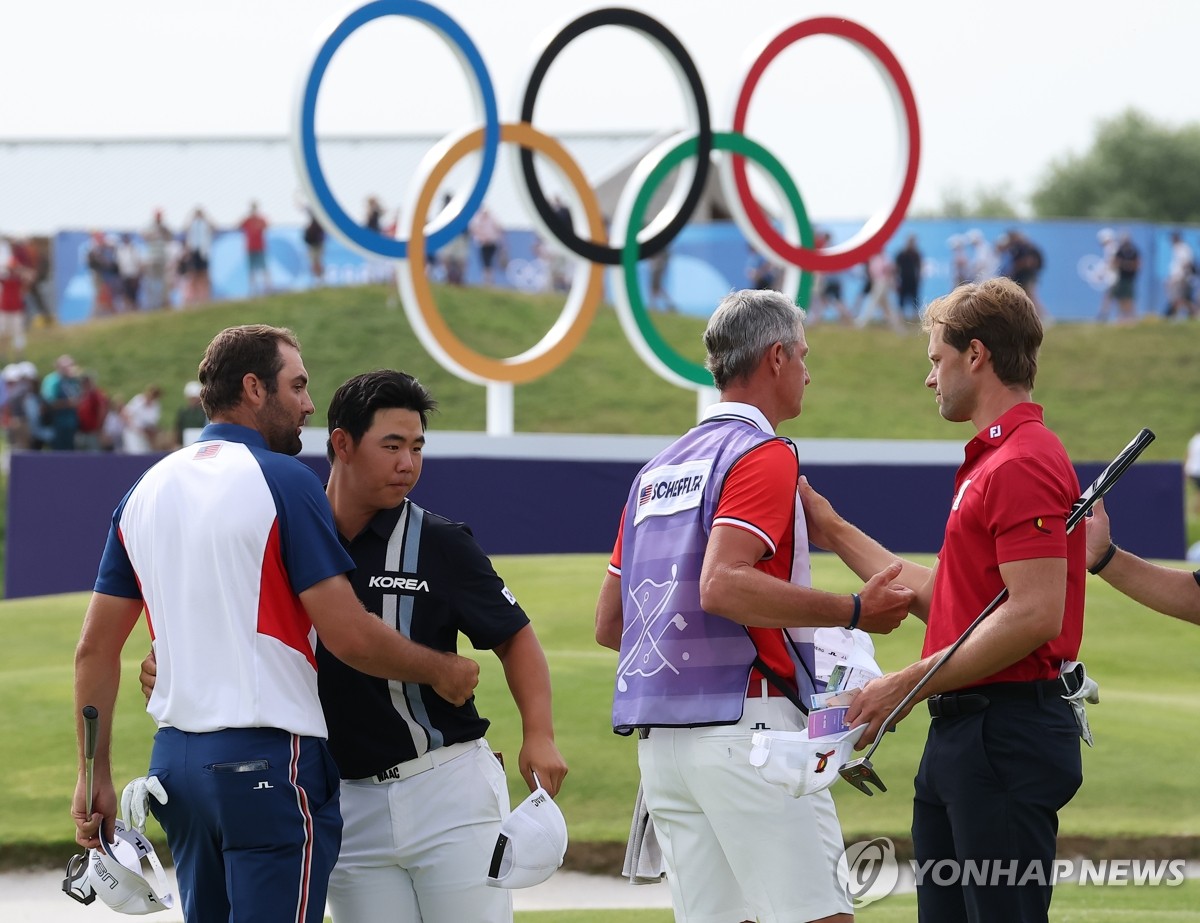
top-left (913, 691), bottom-right (1082, 923)
top-left (149, 726), bottom-right (342, 923)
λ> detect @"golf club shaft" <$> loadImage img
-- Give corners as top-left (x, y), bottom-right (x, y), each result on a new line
top-left (859, 428), bottom-right (1155, 762)
top-left (82, 705), bottom-right (99, 818)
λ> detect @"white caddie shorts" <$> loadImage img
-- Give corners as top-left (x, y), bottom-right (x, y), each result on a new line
top-left (638, 694), bottom-right (852, 923)
top-left (327, 738), bottom-right (513, 923)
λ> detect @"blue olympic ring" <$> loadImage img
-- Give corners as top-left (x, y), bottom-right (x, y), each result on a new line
top-left (295, 0), bottom-right (500, 259)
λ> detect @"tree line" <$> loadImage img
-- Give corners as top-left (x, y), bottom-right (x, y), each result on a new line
top-left (924, 109), bottom-right (1200, 222)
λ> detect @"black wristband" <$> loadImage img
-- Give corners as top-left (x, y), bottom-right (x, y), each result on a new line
top-left (848, 593), bottom-right (862, 630)
top-left (1089, 542), bottom-right (1119, 576)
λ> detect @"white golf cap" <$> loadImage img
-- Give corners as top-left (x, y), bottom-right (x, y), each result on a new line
top-left (1, 364), bottom-right (19, 383)
top-left (812, 627), bottom-right (881, 688)
top-left (486, 772), bottom-right (568, 889)
top-left (87, 819), bottom-right (175, 914)
top-left (749, 725), bottom-right (868, 797)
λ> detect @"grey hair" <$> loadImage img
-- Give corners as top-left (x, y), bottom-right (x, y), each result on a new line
top-left (704, 289), bottom-right (805, 390)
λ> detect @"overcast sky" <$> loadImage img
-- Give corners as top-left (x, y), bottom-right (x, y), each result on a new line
top-left (2, 1), bottom-right (1196, 221)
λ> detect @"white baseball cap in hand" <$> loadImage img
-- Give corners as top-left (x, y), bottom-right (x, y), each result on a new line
top-left (749, 725), bottom-right (868, 796)
top-left (88, 818), bottom-right (175, 914)
top-left (486, 771), bottom-right (568, 889)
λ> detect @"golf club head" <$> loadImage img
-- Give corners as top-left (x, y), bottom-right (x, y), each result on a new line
top-left (839, 757), bottom-right (887, 796)
top-left (62, 851), bottom-right (95, 904)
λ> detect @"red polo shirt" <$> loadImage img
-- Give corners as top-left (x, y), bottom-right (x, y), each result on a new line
top-left (241, 215), bottom-right (268, 254)
top-left (922, 402), bottom-right (1085, 685)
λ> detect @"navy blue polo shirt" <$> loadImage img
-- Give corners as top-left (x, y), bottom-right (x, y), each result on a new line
top-left (317, 499), bottom-right (529, 780)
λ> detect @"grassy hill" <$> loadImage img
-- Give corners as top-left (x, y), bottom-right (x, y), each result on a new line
top-left (17, 282), bottom-right (1200, 463)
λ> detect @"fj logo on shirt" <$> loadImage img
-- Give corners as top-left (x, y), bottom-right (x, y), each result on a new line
top-left (368, 576), bottom-right (430, 591)
top-left (951, 479), bottom-right (972, 511)
top-left (634, 459), bottom-right (710, 525)
top-left (989, 425), bottom-right (1002, 438)
top-left (501, 585), bottom-right (517, 605)
top-left (814, 749), bottom-right (836, 773)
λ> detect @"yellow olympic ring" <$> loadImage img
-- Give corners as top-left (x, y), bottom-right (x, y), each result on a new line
top-left (396, 123), bottom-right (606, 385)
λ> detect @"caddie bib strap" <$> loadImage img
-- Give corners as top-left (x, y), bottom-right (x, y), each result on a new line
top-left (751, 655), bottom-right (809, 716)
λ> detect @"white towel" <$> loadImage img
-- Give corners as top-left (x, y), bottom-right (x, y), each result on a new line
top-left (622, 781), bottom-right (666, 884)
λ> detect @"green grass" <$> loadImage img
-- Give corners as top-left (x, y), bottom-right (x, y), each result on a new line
top-left (855, 885), bottom-right (1200, 922)
top-left (6, 553), bottom-right (1199, 871)
top-left (507, 883), bottom-right (1200, 922)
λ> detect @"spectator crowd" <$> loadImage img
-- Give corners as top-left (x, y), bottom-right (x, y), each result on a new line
top-left (8, 196), bottom-right (1200, 346)
top-left (0, 354), bottom-right (206, 459)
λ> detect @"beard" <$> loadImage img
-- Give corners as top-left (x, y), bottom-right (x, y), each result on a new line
top-left (257, 395), bottom-right (304, 455)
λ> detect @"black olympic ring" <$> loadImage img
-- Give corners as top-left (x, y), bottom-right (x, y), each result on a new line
top-left (518, 7), bottom-right (713, 266)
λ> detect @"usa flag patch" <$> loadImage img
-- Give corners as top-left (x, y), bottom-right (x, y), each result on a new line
top-left (193, 443), bottom-right (222, 460)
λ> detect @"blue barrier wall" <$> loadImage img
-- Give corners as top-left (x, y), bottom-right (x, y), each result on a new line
top-left (54, 218), bottom-right (1192, 324)
top-left (7, 452), bottom-right (1183, 600)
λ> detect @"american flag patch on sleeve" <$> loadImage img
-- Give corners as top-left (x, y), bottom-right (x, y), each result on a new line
top-left (193, 443), bottom-right (222, 460)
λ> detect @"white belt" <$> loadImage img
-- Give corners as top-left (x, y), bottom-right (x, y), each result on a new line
top-left (363, 739), bottom-right (483, 784)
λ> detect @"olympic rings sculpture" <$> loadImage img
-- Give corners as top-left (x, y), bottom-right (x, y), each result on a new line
top-left (292, 0), bottom-right (920, 392)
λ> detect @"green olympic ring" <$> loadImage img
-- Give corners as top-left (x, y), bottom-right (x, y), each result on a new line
top-left (615, 131), bottom-right (814, 388)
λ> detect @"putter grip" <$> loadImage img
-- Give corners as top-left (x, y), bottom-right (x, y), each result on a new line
top-left (1066, 428), bottom-right (1154, 532)
top-left (82, 705), bottom-right (99, 760)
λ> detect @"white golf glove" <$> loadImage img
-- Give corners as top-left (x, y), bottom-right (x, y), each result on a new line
top-left (1060, 661), bottom-right (1100, 748)
top-left (1073, 674), bottom-right (1101, 705)
top-left (120, 775), bottom-right (168, 831)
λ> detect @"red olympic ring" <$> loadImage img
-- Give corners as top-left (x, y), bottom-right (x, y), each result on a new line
top-left (729, 17), bottom-right (921, 273)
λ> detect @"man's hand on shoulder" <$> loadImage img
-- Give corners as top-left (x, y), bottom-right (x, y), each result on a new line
top-left (797, 475), bottom-right (843, 550)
